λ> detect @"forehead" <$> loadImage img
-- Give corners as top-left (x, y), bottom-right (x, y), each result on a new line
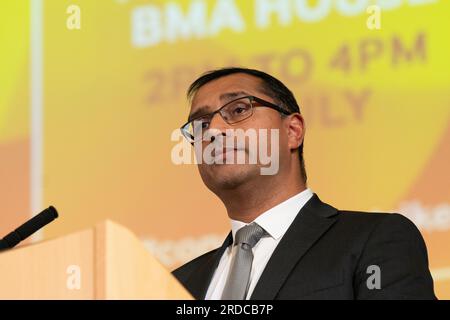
top-left (190, 73), bottom-right (268, 108)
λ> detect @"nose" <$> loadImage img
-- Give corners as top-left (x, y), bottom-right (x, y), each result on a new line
top-left (210, 131), bottom-right (226, 143)
top-left (206, 112), bottom-right (230, 142)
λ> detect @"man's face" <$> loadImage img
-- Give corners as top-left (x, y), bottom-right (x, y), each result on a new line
top-left (189, 73), bottom-right (294, 193)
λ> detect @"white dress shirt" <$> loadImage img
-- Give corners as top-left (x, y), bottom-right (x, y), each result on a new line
top-left (205, 188), bottom-right (314, 300)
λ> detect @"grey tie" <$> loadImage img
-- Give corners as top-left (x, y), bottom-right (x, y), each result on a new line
top-left (221, 223), bottom-right (267, 300)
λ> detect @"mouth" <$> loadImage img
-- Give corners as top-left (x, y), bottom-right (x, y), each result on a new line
top-left (213, 148), bottom-right (246, 158)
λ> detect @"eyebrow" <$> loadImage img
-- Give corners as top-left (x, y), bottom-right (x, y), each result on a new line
top-left (188, 106), bottom-right (211, 122)
top-left (219, 91), bottom-right (249, 101)
top-left (188, 91), bottom-right (250, 121)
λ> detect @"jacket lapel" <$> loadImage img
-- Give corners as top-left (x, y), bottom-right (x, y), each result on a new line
top-left (184, 232), bottom-right (233, 299)
top-left (250, 194), bottom-right (339, 300)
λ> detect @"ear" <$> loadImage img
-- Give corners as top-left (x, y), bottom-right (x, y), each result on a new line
top-left (285, 113), bottom-right (305, 151)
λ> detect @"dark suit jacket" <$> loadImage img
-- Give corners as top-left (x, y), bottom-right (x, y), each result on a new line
top-left (172, 194), bottom-right (436, 299)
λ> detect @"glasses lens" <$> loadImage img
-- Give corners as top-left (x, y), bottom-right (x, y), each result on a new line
top-left (221, 97), bottom-right (253, 124)
top-left (183, 116), bottom-right (210, 142)
top-left (182, 97), bottom-right (253, 143)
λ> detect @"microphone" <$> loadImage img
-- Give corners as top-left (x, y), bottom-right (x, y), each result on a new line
top-left (0, 206), bottom-right (59, 252)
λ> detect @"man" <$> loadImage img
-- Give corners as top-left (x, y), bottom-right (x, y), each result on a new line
top-left (172, 67), bottom-right (436, 300)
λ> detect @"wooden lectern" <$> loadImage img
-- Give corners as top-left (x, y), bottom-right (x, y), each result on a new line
top-left (0, 220), bottom-right (192, 299)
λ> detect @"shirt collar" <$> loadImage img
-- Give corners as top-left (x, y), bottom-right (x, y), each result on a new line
top-left (230, 188), bottom-right (314, 242)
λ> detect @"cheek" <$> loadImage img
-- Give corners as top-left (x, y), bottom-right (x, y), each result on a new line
top-left (253, 113), bottom-right (285, 138)
top-left (197, 163), bottom-right (211, 181)
top-left (238, 113), bottom-right (281, 136)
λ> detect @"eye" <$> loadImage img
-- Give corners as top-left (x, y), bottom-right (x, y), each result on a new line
top-left (232, 103), bottom-right (250, 115)
top-left (191, 117), bottom-right (210, 131)
top-left (200, 120), bottom-right (210, 129)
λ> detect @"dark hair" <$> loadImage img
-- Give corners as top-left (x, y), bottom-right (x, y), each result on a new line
top-left (187, 67), bottom-right (307, 183)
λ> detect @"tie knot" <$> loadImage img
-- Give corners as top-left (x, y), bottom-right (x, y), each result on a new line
top-left (234, 223), bottom-right (266, 249)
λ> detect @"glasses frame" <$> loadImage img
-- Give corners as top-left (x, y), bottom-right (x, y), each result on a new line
top-left (180, 95), bottom-right (292, 143)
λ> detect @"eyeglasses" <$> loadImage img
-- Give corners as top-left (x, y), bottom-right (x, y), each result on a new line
top-left (180, 95), bottom-right (292, 143)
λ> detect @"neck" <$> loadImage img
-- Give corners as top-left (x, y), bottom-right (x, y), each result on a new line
top-left (219, 173), bottom-right (307, 223)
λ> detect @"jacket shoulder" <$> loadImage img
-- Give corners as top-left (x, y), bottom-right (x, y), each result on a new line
top-left (337, 210), bottom-right (420, 233)
top-left (331, 210), bottom-right (424, 247)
